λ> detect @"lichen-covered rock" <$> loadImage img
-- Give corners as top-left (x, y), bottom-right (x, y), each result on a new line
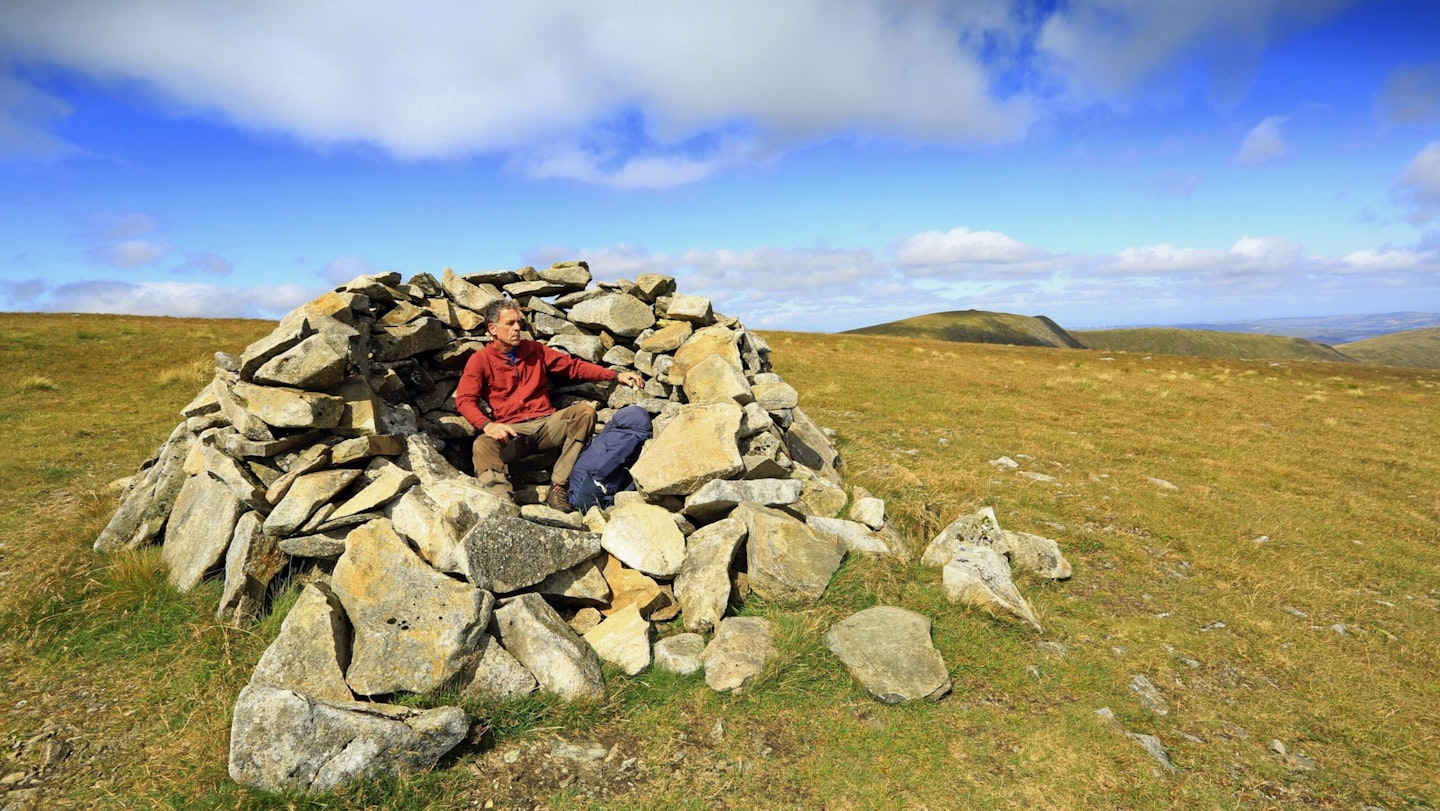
top-left (162, 473), bottom-right (244, 592)
top-left (461, 634), bottom-right (537, 701)
top-left (249, 582), bottom-right (353, 702)
top-left (459, 514), bottom-right (602, 594)
top-left (702, 616), bottom-right (774, 694)
top-left (228, 684), bottom-right (469, 793)
top-left (682, 478), bottom-right (802, 522)
top-left (567, 293), bottom-right (655, 337)
top-left (332, 519), bottom-right (494, 695)
top-left (673, 516), bottom-right (746, 633)
top-left (493, 593), bottom-right (605, 701)
top-left (1003, 529), bottom-right (1073, 580)
top-left (922, 506), bottom-right (1007, 567)
top-left (737, 502), bottom-right (845, 606)
top-left (654, 633), bottom-right (706, 675)
top-left (599, 502), bottom-right (686, 578)
top-left (942, 544), bottom-right (1043, 632)
top-left (631, 403), bottom-right (743, 496)
top-left (216, 511), bottom-right (287, 626)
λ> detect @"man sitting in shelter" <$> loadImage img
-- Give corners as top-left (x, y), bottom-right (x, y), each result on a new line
top-left (456, 299), bottom-right (642, 510)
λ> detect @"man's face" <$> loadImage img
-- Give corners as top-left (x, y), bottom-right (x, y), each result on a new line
top-left (487, 308), bottom-right (524, 350)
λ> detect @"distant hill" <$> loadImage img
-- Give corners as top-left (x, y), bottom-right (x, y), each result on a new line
top-left (1073, 327), bottom-right (1357, 363)
top-left (1337, 327), bottom-right (1440, 370)
top-left (1167, 312), bottom-right (1440, 344)
top-left (842, 310), bottom-right (1084, 349)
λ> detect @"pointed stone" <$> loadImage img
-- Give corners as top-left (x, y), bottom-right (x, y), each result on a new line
top-left (547, 333), bottom-right (605, 362)
top-left (330, 461), bottom-right (417, 520)
top-left (583, 603), bottom-right (652, 676)
top-left (493, 593), bottom-right (605, 701)
top-left (673, 517), bottom-right (746, 633)
top-left (161, 473), bottom-right (244, 592)
top-left (459, 514), bottom-right (602, 594)
top-left (237, 320), bottom-right (312, 379)
top-left (942, 544), bottom-right (1043, 632)
top-left (783, 406), bottom-right (841, 484)
top-left (806, 515), bottom-right (910, 562)
top-left (252, 333), bottom-right (348, 391)
top-left (249, 582), bottom-right (353, 702)
top-left (333, 519), bottom-right (494, 696)
top-left (539, 261), bottom-right (592, 289)
top-left (94, 422), bottom-right (195, 552)
top-left (825, 607), bottom-right (951, 704)
top-left (702, 616), bottom-right (774, 694)
top-left (633, 273), bottom-right (676, 301)
top-left (682, 478), bottom-right (802, 522)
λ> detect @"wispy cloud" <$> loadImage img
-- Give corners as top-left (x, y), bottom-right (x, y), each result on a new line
top-left (38, 280), bottom-right (315, 318)
top-left (83, 238), bottom-right (171, 269)
top-left (1395, 141), bottom-right (1440, 223)
top-left (0, 71), bottom-right (75, 160)
top-left (1234, 115), bottom-right (1289, 163)
top-left (1375, 62), bottom-right (1440, 127)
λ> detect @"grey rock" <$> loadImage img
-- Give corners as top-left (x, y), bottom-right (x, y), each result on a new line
top-left (278, 529), bottom-right (348, 559)
top-left (1003, 530), bottom-right (1073, 580)
top-left (460, 513), bottom-right (601, 593)
top-left (94, 422), bottom-right (194, 551)
top-left (214, 426), bottom-right (324, 459)
top-left (654, 633), bottom-right (706, 675)
top-left (252, 333), bottom-right (348, 391)
top-left (806, 515), bottom-right (909, 561)
top-left (639, 321), bottom-right (692, 353)
top-left (671, 325), bottom-right (743, 383)
top-left (505, 279), bottom-right (568, 297)
top-left (682, 478), bottom-right (802, 522)
top-left (199, 441), bottom-right (267, 508)
top-left (441, 267), bottom-right (503, 313)
top-left (783, 406), bottom-right (841, 483)
top-left (825, 606), bottom-right (951, 703)
top-left (1130, 674), bottom-right (1170, 715)
top-left (793, 472), bottom-right (848, 518)
top-left (161, 473), bottom-right (244, 592)
top-left (673, 516), bottom-right (746, 633)
top-left (216, 374), bottom-right (276, 441)
top-left (180, 379), bottom-right (220, 417)
top-left (599, 503), bottom-right (687, 578)
top-left (373, 318), bottom-right (450, 362)
top-left (702, 616), bottom-right (775, 694)
top-left (232, 380), bottom-right (344, 430)
top-left (330, 434), bottom-right (405, 465)
top-left (634, 273), bottom-right (676, 301)
top-left (539, 261), bottom-right (592, 289)
top-left (520, 503), bottom-right (586, 529)
top-left (752, 380), bottom-right (799, 411)
top-left (849, 496), bottom-right (885, 530)
top-left (737, 401), bottom-right (773, 438)
top-left (386, 479), bottom-right (516, 576)
top-left (330, 462), bottom-right (416, 520)
top-left (216, 511), bottom-right (288, 626)
top-left (941, 544), bottom-right (1043, 632)
top-left (461, 634), bottom-right (537, 701)
top-left (228, 683), bottom-right (468, 793)
top-left (461, 268), bottom-right (520, 287)
top-left (264, 469), bottom-right (362, 537)
top-left (567, 293), bottom-right (656, 338)
top-left (493, 593), bottom-right (606, 701)
top-left (737, 503), bottom-right (845, 606)
top-left (333, 519), bottom-right (494, 696)
top-left (602, 345), bottom-right (636, 366)
top-left (249, 582), bottom-right (353, 701)
top-left (546, 333), bottom-right (605, 362)
top-left (238, 320), bottom-right (311, 379)
top-left (533, 557), bottom-right (610, 605)
top-left (922, 506), bottom-right (1007, 567)
top-left (666, 293), bottom-right (713, 324)
top-left (683, 354), bottom-right (753, 405)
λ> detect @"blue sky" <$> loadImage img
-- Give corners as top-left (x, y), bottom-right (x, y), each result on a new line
top-left (2, 0), bottom-right (1439, 331)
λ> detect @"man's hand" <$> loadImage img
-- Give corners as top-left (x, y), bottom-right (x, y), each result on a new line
top-left (616, 370), bottom-right (643, 389)
top-left (482, 421), bottom-right (518, 442)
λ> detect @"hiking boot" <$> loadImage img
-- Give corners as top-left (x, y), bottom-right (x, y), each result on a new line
top-left (546, 483), bottom-right (573, 512)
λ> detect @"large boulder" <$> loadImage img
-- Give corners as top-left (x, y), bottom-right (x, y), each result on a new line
top-left (599, 502), bottom-right (687, 578)
top-left (630, 403), bottom-right (744, 496)
top-left (332, 519), bottom-right (494, 695)
top-left (737, 503), bottom-right (845, 606)
top-left (228, 684), bottom-right (469, 793)
top-left (232, 381), bottom-right (344, 430)
top-left (825, 607), bottom-right (951, 703)
top-left (161, 473), bottom-right (244, 592)
top-left (672, 516), bottom-right (746, 633)
top-left (567, 293), bottom-right (655, 337)
top-left (249, 582), bottom-right (353, 702)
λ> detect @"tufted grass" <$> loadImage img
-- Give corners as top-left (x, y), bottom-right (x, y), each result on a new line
top-left (0, 314), bottom-right (1438, 809)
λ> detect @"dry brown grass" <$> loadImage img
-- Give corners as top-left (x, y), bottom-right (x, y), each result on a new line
top-left (1, 316), bottom-right (1437, 810)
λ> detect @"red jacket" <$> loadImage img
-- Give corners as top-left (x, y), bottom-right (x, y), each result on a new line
top-left (456, 340), bottom-right (616, 429)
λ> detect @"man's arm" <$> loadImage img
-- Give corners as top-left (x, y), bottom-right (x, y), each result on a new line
top-left (541, 344), bottom-right (642, 388)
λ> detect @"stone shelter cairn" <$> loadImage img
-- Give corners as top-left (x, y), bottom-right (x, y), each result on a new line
top-left (92, 261), bottom-right (1072, 792)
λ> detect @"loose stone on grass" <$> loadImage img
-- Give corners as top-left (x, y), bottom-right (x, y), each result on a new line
top-left (825, 607), bottom-right (951, 704)
top-left (703, 616), bottom-right (775, 694)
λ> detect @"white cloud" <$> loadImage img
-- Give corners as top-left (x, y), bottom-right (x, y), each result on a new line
top-left (1395, 141), bottom-right (1440, 222)
top-left (0, 1), bottom-right (1033, 181)
top-left (85, 211), bottom-right (159, 241)
top-left (39, 280), bottom-right (315, 318)
top-left (1376, 62), bottom-right (1440, 127)
top-left (1234, 115), bottom-right (1289, 163)
top-left (172, 250), bottom-right (234, 277)
top-left (84, 238), bottom-right (171, 268)
top-left (892, 227), bottom-right (1047, 268)
top-left (1341, 247), bottom-right (1439, 272)
top-left (318, 255), bottom-right (377, 285)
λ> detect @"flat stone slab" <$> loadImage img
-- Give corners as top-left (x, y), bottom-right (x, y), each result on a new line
top-left (630, 402), bottom-right (744, 496)
top-left (162, 472), bottom-right (244, 592)
top-left (682, 478), bottom-right (802, 522)
top-left (228, 683), bottom-right (469, 793)
top-left (264, 469), bottom-right (362, 537)
top-left (806, 515), bottom-right (909, 561)
top-left (332, 519), bottom-right (494, 696)
top-left (460, 514), bottom-right (601, 593)
top-left (825, 606), bottom-right (951, 704)
top-left (216, 511), bottom-right (287, 626)
top-left (493, 593), bottom-right (605, 701)
top-left (703, 616), bottom-right (775, 694)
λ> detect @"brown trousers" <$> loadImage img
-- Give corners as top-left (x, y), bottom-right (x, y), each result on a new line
top-left (471, 403), bottom-right (597, 499)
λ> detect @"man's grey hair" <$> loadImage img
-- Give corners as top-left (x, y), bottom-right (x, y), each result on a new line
top-left (483, 298), bottom-right (522, 328)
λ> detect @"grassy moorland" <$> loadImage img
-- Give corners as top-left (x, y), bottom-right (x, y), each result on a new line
top-left (843, 310), bottom-right (1084, 349)
top-left (2, 313), bottom-right (1439, 810)
top-left (1073, 327), bottom-right (1356, 364)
